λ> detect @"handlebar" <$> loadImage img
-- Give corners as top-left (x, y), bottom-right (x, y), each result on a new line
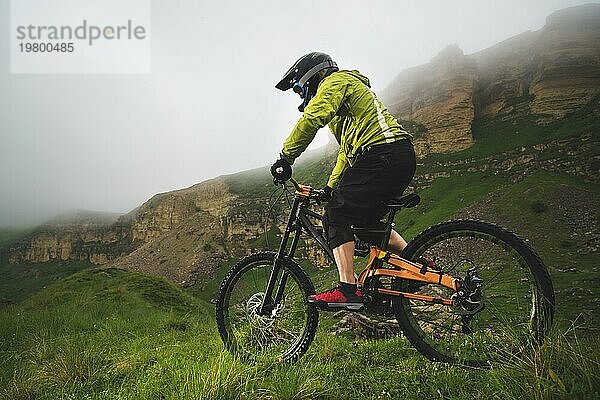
top-left (289, 177), bottom-right (302, 191)
top-left (282, 178), bottom-right (325, 200)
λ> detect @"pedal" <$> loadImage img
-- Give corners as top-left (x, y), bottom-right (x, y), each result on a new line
top-left (342, 303), bottom-right (365, 311)
top-left (309, 299), bottom-right (365, 312)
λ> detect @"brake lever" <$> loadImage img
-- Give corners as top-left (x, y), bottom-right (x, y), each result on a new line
top-left (288, 177), bottom-right (302, 191)
top-left (311, 188), bottom-right (326, 204)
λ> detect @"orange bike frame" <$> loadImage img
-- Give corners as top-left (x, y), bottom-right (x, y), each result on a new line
top-left (357, 247), bottom-right (460, 306)
top-left (292, 181), bottom-right (460, 307)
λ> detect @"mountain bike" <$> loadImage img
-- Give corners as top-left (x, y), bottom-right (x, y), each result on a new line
top-left (215, 179), bottom-right (554, 366)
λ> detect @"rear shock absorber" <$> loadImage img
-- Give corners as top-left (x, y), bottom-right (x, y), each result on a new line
top-left (355, 239), bottom-right (370, 257)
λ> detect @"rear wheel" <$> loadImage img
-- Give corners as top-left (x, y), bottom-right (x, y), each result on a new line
top-left (393, 219), bottom-right (554, 366)
top-left (215, 252), bottom-right (318, 363)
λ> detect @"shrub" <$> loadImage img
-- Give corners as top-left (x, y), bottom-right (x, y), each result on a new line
top-left (530, 200), bottom-right (548, 213)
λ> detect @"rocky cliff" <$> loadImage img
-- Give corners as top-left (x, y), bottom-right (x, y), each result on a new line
top-left (381, 3), bottom-right (600, 155)
top-left (5, 178), bottom-right (240, 283)
top-left (6, 212), bottom-right (131, 265)
top-left (382, 44), bottom-right (477, 155)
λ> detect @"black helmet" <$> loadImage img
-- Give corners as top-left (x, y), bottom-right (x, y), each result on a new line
top-left (276, 52), bottom-right (338, 112)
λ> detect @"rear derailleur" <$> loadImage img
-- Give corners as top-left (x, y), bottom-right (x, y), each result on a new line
top-left (452, 268), bottom-right (485, 334)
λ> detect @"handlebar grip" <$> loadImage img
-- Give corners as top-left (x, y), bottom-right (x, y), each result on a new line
top-left (311, 189), bottom-right (325, 199)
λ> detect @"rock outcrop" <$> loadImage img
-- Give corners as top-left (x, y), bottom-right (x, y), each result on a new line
top-left (7, 212), bottom-right (131, 264)
top-left (382, 4), bottom-right (600, 155)
top-left (6, 178), bottom-right (237, 282)
top-left (382, 44), bottom-right (477, 155)
top-left (528, 5), bottom-right (600, 121)
top-left (128, 178), bottom-right (235, 244)
top-left (331, 311), bottom-right (402, 339)
top-left (112, 210), bottom-right (227, 284)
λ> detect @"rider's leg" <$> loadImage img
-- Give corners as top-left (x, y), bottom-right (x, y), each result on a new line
top-left (333, 231), bottom-right (406, 284)
top-left (308, 239), bottom-right (362, 307)
top-left (333, 241), bottom-right (355, 284)
top-left (388, 229), bottom-right (408, 253)
top-left (332, 232), bottom-right (406, 284)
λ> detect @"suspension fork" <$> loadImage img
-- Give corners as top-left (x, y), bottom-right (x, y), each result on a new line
top-left (272, 206), bottom-right (334, 306)
top-left (272, 223), bottom-right (301, 307)
top-left (259, 196), bottom-right (302, 315)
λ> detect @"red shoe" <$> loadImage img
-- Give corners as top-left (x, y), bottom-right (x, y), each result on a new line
top-left (308, 283), bottom-right (364, 311)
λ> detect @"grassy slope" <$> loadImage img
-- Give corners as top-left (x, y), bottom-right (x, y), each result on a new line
top-left (461, 172), bottom-right (599, 330)
top-left (1, 268), bottom-right (598, 400)
top-left (0, 228), bottom-right (95, 306)
top-left (394, 172), bottom-right (504, 238)
top-left (2, 127), bottom-right (596, 399)
top-left (0, 262), bottom-right (91, 305)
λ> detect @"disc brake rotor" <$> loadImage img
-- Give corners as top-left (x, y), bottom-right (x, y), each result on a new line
top-left (246, 292), bottom-right (285, 329)
top-left (451, 259), bottom-right (485, 316)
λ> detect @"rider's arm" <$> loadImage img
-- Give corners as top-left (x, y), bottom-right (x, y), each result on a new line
top-left (327, 146), bottom-right (348, 188)
top-left (280, 76), bottom-right (349, 164)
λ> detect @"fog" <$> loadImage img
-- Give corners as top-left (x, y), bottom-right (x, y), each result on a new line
top-left (0, 0), bottom-right (591, 227)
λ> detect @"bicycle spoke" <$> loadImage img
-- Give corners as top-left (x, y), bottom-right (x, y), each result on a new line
top-left (218, 255), bottom-right (314, 362)
top-left (393, 220), bottom-right (553, 366)
top-left (416, 316), bottom-right (463, 335)
top-left (413, 305), bottom-right (445, 326)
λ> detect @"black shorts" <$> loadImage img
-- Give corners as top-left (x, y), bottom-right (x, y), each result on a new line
top-left (326, 139), bottom-right (416, 249)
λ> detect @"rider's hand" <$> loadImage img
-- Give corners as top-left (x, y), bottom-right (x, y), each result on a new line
top-left (270, 158), bottom-right (292, 184)
top-left (321, 185), bottom-right (333, 202)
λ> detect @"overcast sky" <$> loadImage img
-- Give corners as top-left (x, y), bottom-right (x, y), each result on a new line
top-left (0, 0), bottom-right (593, 227)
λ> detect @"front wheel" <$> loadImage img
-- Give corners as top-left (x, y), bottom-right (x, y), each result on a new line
top-left (215, 252), bottom-right (318, 363)
top-left (393, 219), bottom-right (554, 366)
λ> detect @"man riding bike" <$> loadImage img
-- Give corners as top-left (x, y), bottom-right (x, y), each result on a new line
top-left (271, 52), bottom-right (416, 311)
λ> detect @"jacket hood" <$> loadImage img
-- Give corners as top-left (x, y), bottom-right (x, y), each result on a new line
top-left (344, 70), bottom-right (371, 88)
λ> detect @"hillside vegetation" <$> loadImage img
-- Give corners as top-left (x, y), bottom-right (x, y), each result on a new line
top-left (5, 4), bottom-right (600, 280)
top-left (1, 79), bottom-right (598, 397)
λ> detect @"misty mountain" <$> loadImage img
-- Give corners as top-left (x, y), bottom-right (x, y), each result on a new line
top-left (380, 3), bottom-right (600, 155)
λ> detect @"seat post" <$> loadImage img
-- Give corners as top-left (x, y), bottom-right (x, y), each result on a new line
top-left (379, 208), bottom-right (398, 251)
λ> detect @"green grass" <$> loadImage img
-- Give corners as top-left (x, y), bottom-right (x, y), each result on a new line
top-left (389, 168), bottom-right (599, 332)
top-left (0, 261), bottom-right (91, 306)
top-left (461, 171), bottom-right (600, 331)
top-left (1, 268), bottom-right (598, 399)
top-left (422, 102), bottom-right (600, 165)
top-left (5, 154), bottom-right (596, 399)
top-left (395, 172), bottom-right (506, 239)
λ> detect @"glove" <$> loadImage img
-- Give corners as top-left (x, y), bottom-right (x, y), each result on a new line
top-left (270, 158), bottom-right (292, 183)
top-left (321, 185), bottom-right (333, 202)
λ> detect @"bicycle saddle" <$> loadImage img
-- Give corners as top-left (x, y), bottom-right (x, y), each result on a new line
top-left (384, 193), bottom-right (420, 209)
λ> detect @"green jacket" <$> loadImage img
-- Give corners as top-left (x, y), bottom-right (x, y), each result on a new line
top-left (280, 70), bottom-right (412, 188)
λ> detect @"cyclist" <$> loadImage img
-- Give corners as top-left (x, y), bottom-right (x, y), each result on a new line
top-left (271, 52), bottom-right (416, 310)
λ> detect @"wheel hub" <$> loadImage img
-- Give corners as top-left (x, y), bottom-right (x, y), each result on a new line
top-left (246, 292), bottom-right (284, 329)
top-left (452, 266), bottom-right (485, 316)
